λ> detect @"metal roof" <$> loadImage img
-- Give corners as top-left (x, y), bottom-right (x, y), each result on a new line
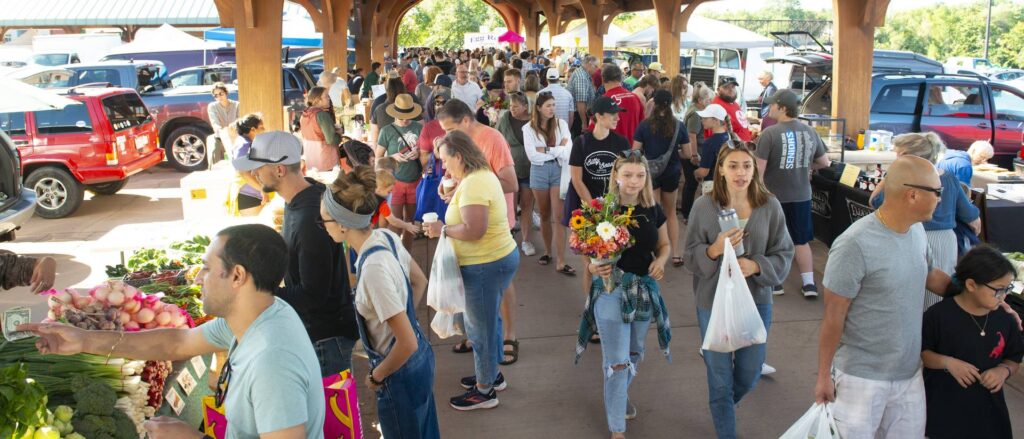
top-left (0, 0), bottom-right (220, 27)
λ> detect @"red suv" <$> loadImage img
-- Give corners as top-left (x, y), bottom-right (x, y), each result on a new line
top-left (0, 87), bottom-right (163, 218)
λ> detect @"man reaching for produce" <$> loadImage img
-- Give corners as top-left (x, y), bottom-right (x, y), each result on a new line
top-left (19, 224), bottom-right (325, 439)
top-left (1, 250), bottom-right (56, 293)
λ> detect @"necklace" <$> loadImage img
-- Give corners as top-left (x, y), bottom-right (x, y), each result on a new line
top-left (966, 309), bottom-right (990, 337)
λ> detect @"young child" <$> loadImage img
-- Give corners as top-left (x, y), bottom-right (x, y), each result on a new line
top-left (375, 156), bottom-right (398, 174)
top-left (373, 169), bottom-right (420, 235)
top-left (922, 245), bottom-right (1023, 439)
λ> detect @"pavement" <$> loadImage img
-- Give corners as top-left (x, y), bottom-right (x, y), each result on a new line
top-left (3, 166), bottom-right (1024, 438)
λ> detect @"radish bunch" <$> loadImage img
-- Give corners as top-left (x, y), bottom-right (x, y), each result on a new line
top-left (43, 280), bottom-right (192, 331)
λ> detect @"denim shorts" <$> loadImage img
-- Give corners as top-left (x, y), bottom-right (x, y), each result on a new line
top-left (529, 160), bottom-right (561, 190)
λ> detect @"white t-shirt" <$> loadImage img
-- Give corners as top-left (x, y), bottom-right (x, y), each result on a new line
top-left (522, 118), bottom-right (571, 166)
top-left (355, 230), bottom-right (412, 353)
top-left (328, 80), bottom-right (347, 107)
top-left (451, 80), bottom-right (483, 109)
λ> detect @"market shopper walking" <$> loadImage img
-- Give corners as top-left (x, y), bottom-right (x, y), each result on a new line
top-left (755, 90), bottom-right (831, 297)
top-left (524, 92), bottom-right (574, 276)
top-left (452, 63), bottom-right (484, 110)
top-left (681, 83), bottom-right (715, 221)
top-left (814, 156), bottom-right (955, 438)
top-left (496, 93), bottom-right (536, 257)
top-left (424, 131), bottom-right (520, 411)
top-left (683, 145), bottom-right (794, 439)
top-left (375, 94), bottom-right (426, 249)
top-left (574, 152), bottom-right (672, 439)
top-left (234, 131), bottom-right (360, 377)
top-left (300, 86), bottom-right (343, 172)
top-left (19, 224), bottom-right (326, 439)
top-left (569, 56), bottom-right (599, 137)
top-left (320, 167), bottom-right (440, 439)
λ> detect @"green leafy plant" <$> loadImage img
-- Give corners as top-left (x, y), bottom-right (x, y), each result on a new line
top-left (0, 363), bottom-right (49, 438)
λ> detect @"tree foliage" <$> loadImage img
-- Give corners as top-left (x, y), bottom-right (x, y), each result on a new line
top-left (398, 0), bottom-right (505, 48)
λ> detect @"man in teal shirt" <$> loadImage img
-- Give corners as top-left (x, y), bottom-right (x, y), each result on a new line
top-left (19, 224), bottom-right (325, 439)
top-left (622, 64), bottom-right (643, 90)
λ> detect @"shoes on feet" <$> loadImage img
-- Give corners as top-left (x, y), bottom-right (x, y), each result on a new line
top-left (772, 285), bottom-right (785, 296)
top-left (450, 387), bottom-right (499, 411)
top-left (521, 241), bottom-right (537, 256)
top-left (532, 212), bottom-right (542, 230)
top-left (802, 284), bottom-right (819, 298)
top-left (761, 363), bottom-right (777, 375)
top-left (625, 400), bottom-right (637, 420)
top-left (460, 372), bottom-right (507, 391)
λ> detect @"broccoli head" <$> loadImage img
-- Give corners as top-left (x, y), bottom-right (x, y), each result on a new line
top-left (110, 408), bottom-right (140, 439)
top-left (72, 414), bottom-right (117, 439)
top-left (73, 381), bottom-right (118, 416)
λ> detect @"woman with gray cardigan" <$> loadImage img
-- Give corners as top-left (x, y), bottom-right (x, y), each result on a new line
top-left (683, 145), bottom-right (794, 439)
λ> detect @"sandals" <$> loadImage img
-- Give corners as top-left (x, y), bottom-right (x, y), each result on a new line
top-left (452, 339), bottom-right (473, 353)
top-left (500, 339), bottom-right (519, 365)
top-left (538, 255), bottom-right (552, 265)
top-left (556, 264), bottom-right (577, 276)
top-left (672, 256), bottom-right (685, 267)
top-left (589, 334), bottom-right (601, 344)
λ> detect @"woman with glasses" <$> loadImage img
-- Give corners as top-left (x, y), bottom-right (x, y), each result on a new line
top-left (320, 166), bottom-right (440, 439)
top-left (524, 92), bottom-right (574, 276)
top-left (869, 132), bottom-right (981, 310)
top-left (299, 86), bottom-right (343, 172)
top-left (207, 82), bottom-right (239, 165)
top-left (921, 245), bottom-right (1021, 439)
top-left (496, 92), bottom-right (537, 261)
top-left (683, 145), bottom-right (794, 439)
top-left (681, 83), bottom-right (714, 222)
top-left (574, 152), bottom-right (672, 439)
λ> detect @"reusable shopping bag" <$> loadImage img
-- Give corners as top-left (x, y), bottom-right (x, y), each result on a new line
top-left (426, 234), bottom-right (466, 338)
top-left (700, 241), bottom-right (768, 353)
top-left (323, 370), bottom-right (362, 439)
top-left (202, 395), bottom-right (226, 439)
top-left (779, 403), bottom-right (840, 439)
top-left (414, 153), bottom-right (447, 222)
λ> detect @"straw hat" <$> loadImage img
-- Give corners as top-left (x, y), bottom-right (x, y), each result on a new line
top-left (386, 94), bottom-right (423, 120)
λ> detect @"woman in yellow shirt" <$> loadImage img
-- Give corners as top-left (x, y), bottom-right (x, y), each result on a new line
top-left (425, 131), bottom-right (519, 411)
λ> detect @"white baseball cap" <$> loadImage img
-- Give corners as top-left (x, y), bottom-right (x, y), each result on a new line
top-left (232, 130), bottom-right (303, 171)
top-left (546, 67), bottom-right (559, 80)
top-left (696, 104), bottom-right (728, 121)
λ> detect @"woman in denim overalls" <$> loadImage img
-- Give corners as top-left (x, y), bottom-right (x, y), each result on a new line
top-left (321, 166), bottom-right (440, 439)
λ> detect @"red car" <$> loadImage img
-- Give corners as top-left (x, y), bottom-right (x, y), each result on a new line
top-left (0, 86), bottom-right (163, 218)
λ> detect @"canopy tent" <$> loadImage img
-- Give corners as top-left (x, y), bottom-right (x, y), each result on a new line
top-left (107, 24), bottom-right (225, 55)
top-left (616, 16), bottom-right (774, 49)
top-left (204, 15), bottom-right (355, 48)
top-left (551, 23), bottom-right (628, 48)
top-left (497, 30), bottom-right (525, 44)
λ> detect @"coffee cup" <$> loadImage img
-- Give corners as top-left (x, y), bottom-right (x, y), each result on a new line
top-left (442, 178), bottom-right (455, 190)
top-left (422, 212), bottom-right (438, 224)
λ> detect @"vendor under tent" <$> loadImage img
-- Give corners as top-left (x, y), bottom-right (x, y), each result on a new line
top-left (615, 15), bottom-right (774, 50)
top-left (102, 24), bottom-right (228, 74)
top-left (551, 23), bottom-right (628, 49)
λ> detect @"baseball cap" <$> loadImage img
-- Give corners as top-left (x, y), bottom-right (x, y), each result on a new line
top-left (696, 104), bottom-right (728, 121)
top-left (434, 75), bottom-right (453, 88)
top-left (764, 89), bottom-right (801, 113)
top-left (232, 130), bottom-right (303, 171)
top-left (590, 96), bottom-right (626, 114)
top-left (648, 62), bottom-right (666, 73)
top-left (718, 76), bottom-right (739, 88)
top-left (546, 67), bottom-right (559, 80)
top-left (653, 89), bottom-right (672, 107)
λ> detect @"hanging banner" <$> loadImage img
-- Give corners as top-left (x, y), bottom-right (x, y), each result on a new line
top-left (464, 33), bottom-right (499, 49)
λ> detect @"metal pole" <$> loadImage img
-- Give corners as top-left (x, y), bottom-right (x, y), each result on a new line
top-left (984, 0), bottom-right (993, 60)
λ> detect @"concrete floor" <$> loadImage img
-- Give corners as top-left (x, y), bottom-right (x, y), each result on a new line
top-left (3, 165), bottom-right (1023, 438)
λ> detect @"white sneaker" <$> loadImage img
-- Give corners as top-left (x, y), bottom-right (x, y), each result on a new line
top-left (772, 286), bottom-right (785, 296)
top-left (761, 363), bottom-right (777, 375)
top-left (521, 241), bottom-right (537, 256)
top-left (697, 348), bottom-right (703, 358)
top-left (532, 212), bottom-right (542, 230)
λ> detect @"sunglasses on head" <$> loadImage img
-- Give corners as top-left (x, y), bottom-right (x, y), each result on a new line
top-left (247, 144), bottom-right (289, 164)
top-left (619, 149), bottom-right (644, 159)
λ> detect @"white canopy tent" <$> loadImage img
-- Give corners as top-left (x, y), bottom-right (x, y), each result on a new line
top-left (551, 23), bottom-right (628, 48)
top-left (616, 16), bottom-right (774, 49)
top-left (106, 23), bottom-right (225, 55)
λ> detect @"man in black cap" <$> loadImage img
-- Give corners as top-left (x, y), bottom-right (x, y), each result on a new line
top-left (713, 76), bottom-right (752, 142)
top-left (754, 89), bottom-right (831, 298)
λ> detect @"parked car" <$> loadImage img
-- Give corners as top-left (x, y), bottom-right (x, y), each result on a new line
top-left (64, 60), bottom-right (168, 93)
top-left (945, 56), bottom-right (995, 75)
top-left (32, 52), bottom-right (81, 67)
top-left (165, 63), bottom-right (237, 87)
top-left (991, 69), bottom-right (1024, 82)
top-left (0, 129), bottom-right (35, 241)
top-left (0, 86), bottom-right (163, 218)
top-left (4, 65), bottom-right (73, 88)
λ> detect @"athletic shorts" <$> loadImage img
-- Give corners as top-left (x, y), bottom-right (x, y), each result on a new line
top-left (780, 200), bottom-right (814, 245)
top-left (651, 167), bottom-right (681, 192)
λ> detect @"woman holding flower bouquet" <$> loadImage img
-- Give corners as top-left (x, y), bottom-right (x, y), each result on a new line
top-left (573, 152), bottom-right (672, 439)
top-left (682, 145), bottom-right (794, 439)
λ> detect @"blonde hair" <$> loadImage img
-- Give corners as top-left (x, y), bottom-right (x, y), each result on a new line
top-left (692, 82), bottom-right (713, 106)
top-left (376, 156), bottom-right (398, 173)
top-left (608, 154), bottom-right (656, 208)
top-left (894, 132), bottom-right (945, 164)
top-left (375, 168), bottom-right (396, 188)
top-left (328, 165), bottom-right (378, 217)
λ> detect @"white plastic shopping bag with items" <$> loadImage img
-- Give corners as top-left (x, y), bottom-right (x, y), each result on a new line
top-left (701, 241), bottom-right (768, 352)
top-left (779, 403), bottom-right (841, 439)
top-left (427, 234), bottom-right (466, 338)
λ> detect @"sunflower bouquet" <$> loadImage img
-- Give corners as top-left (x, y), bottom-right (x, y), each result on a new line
top-left (568, 192), bottom-right (637, 292)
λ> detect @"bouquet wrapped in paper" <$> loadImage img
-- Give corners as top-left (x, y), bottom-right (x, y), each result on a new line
top-left (568, 192), bottom-right (637, 292)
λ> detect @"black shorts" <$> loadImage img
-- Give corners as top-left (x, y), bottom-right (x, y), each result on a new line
top-left (780, 200), bottom-right (814, 245)
top-left (651, 168), bottom-right (681, 192)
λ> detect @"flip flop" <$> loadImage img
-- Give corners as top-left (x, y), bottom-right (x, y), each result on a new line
top-left (500, 339), bottom-right (519, 365)
top-left (672, 256), bottom-right (685, 267)
top-left (556, 264), bottom-right (577, 276)
top-left (589, 334), bottom-right (601, 344)
top-left (538, 255), bottom-right (552, 266)
top-left (452, 339), bottom-right (473, 353)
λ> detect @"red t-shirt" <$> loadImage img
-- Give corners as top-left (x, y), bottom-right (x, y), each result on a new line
top-left (402, 68), bottom-right (418, 94)
top-left (417, 119), bottom-right (446, 153)
top-left (591, 69), bottom-right (603, 89)
top-left (713, 96), bottom-right (753, 142)
top-left (604, 86), bottom-right (645, 143)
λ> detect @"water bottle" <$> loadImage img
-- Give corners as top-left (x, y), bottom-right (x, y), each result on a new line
top-left (718, 208), bottom-right (745, 255)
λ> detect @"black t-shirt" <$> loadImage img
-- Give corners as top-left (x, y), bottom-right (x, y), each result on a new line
top-left (699, 132), bottom-right (731, 179)
top-left (616, 204), bottom-right (666, 275)
top-left (568, 131), bottom-right (631, 199)
top-left (633, 119), bottom-right (689, 174)
top-left (922, 297), bottom-right (1024, 439)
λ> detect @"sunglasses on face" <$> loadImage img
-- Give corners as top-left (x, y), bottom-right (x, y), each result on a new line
top-left (903, 183), bottom-right (943, 197)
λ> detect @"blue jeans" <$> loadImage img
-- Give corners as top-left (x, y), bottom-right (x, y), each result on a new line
top-left (696, 304), bottom-right (772, 439)
top-left (595, 287), bottom-right (651, 433)
top-left (314, 335), bottom-right (357, 377)
top-left (460, 249), bottom-right (519, 391)
top-left (374, 335), bottom-right (440, 439)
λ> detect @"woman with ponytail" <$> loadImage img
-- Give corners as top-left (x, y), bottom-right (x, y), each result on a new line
top-left (320, 166), bottom-right (439, 438)
top-left (921, 245), bottom-right (1021, 439)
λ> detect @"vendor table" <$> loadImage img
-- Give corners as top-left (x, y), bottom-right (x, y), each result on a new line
top-left (984, 197), bottom-right (1024, 252)
top-left (155, 353), bottom-right (215, 428)
top-left (811, 170), bottom-right (874, 246)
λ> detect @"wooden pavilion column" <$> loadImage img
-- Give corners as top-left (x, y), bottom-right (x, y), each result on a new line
top-left (654, 0), bottom-right (703, 76)
top-left (523, 11), bottom-right (542, 52)
top-left (215, 0), bottom-right (285, 129)
top-left (353, 0), bottom-right (379, 71)
top-left (832, 0), bottom-right (890, 135)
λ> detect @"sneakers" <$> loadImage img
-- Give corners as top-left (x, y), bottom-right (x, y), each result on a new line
top-left (521, 241), bottom-right (537, 256)
top-left (625, 400), bottom-right (638, 420)
top-left (459, 372), bottom-right (508, 391)
top-left (450, 387), bottom-right (499, 411)
top-left (532, 212), bottom-right (542, 230)
top-left (802, 284), bottom-right (819, 298)
top-left (772, 285), bottom-right (785, 296)
top-left (761, 363), bottom-right (777, 375)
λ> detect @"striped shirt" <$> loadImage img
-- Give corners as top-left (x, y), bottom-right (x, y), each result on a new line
top-left (539, 83), bottom-right (575, 124)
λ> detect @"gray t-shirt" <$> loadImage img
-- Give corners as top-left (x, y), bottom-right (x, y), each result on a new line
top-left (202, 298), bottom-right (325, 438)
top-left (754, 120), bottom-right (826, 203)
top-left (822, 214), bottom-right (933, 381)
top-left (207, 100), bottom-right (240, 132)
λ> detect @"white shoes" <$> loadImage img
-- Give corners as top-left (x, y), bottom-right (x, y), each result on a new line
top-left (761, 363), bottom-right (777, 375)
top-left (532, 212), bottom-right (542, 230)
top-left (521, 241), bottom-right (537, 256)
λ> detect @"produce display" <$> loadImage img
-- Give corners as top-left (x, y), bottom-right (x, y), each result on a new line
top-left (43, 281), bottom-right (193, 331)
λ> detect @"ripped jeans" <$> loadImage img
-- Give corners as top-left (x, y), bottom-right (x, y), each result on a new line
top-left (594, 287), bottom-right (651, 433)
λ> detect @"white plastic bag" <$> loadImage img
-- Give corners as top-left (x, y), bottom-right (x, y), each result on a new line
top-left (779, 403), bottom-right (840, 439)
top-left (701, 242), bottom-right (768, 353)
top-left (426, 234), bottom-right (466, 338)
